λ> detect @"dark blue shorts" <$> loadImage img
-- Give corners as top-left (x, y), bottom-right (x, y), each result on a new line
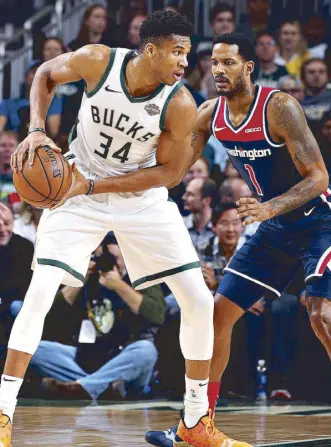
top-left (217, 203), bottom-right (331, 310)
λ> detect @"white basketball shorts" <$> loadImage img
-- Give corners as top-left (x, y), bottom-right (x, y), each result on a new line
top-left (32, 174), bottom-right (199, 289)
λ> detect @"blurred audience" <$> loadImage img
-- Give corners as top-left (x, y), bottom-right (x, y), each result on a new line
top-left (278, 75), bottom-right (305, 102)
top-left (302, 14), bottom-right (328, 59)
top-left (183, 178), bottom-right (217, 251)
top-left (209, 3), bottom-right (236, 36)
top-left (237, 0), bottom-right (275, 43)
top-left (187, 42), bottom-right (217, 100)
top-left (255, 31), bottom-right (288, 88)
top-left (200, 203), bottom-right (244, 290)
top-left (219, 177), bottom-right (251, 204)
top-left (41, 37), bottom-right (66, 61)
top-left (0, 61), bottom-right (62, 139)
top-left (183, 157), bottom-right (209, 186)
top-left (0, 203), bottom-right (33, 345)
top-left (69, 4), bottom-right (113, 51)
top-left (122, 13), bottom-right (146, 49)
top-left (31, 237), bottom-right (166, 400)
top-left (13, 203), bottom-right (42, 244)
top-left (300, 58), bottom-right (331, 133)
top-left (275, 20), bottom-right (311, 78)
top-left (0, 131), bottom-right (17, 203)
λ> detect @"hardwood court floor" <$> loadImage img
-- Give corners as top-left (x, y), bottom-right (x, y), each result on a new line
top-left (12, 401), bottom-right (331, 446)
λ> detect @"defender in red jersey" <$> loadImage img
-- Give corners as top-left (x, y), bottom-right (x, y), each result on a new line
top-left (146, 33), bottom-right (331, 447)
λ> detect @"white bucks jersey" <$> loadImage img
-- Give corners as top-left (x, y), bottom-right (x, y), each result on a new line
top-left (69, 48), bottom-right (183, 180)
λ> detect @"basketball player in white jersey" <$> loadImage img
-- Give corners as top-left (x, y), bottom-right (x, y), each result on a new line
top-left (4, 10), bottom-right (249, 447)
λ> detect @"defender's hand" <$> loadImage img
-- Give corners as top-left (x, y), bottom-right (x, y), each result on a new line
top-left (236, 198), bottom-right (274, 225)
top-left (11, 131), bottom-right (61, 172)
top-left (51, 164), bottom-right (89, 210)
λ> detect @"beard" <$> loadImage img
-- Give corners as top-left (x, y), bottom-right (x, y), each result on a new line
top-left (215, 71), bottom-right (246, 98)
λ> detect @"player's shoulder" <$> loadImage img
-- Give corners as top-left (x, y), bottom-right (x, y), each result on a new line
top-left (72, 44), bottom-right (112, 63)
top-left (168, 83), bottom-right (197, 111)
top-left (267, 90), bottom-right (306, 134)
top-left (164, 84), bottom-right (197, 129)
top-left (195, 98), bottom-right (218, 130)
top-left (267, 90), bottom-right (302, 115)
top-left (198, 98), bottom-right (218, 116)
top-left (68, 44), bottom-right (113, 82)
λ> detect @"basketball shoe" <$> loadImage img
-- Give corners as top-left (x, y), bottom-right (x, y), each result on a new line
top-left (174, 410), bottom-right (252, 447)
top-left (145, 423), bottom-right (178, 446)
top-left (0, 411), bottom-right (12, 447)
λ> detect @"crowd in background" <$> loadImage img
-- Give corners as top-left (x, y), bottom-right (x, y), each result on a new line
top-left (1, 0), bottom-right (331, 403)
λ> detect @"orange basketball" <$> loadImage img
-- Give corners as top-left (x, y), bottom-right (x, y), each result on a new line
top-left (13, 145), bottom-right (72, 208)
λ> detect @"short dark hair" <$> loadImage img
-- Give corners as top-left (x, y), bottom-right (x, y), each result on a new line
top-left (213, 32), bottom-right (256, 64)
top-left (300, 57), bottom-right (327, 82)
top-left (139, 9), bottom-right (193, 47)
top-left (255, 30), bottom-right (276, 43)
top-left (201, 179), bottom-right (218, 207)
top-left (209, 3), bottom-right (235, 25)
top-left (212, 202), bottom-right (238, 226)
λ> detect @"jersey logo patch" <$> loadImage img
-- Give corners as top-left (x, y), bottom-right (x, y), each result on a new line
top-left (245, 127), bottom-right (262, 133)
top-left (105, 86), bottom-right (121, 93)
top-left (145, 104), bottom-right (161, 116)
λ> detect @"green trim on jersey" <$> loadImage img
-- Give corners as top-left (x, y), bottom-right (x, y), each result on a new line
top-left (120, 52), bottom-right (165, 103)
top-left (132, 261), bottom-right (200, 289)
top-left (68, 118), bottom-right (78, 146)
top-left (85, 48), bottom-right (117, 98)
top-left (159, 82), bottom-right (183, 131)
top-left (37, 258), bottom-right (85, 283)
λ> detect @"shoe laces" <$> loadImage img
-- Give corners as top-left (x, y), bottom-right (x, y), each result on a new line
top-left (205, 411), bottom-right (216, 437)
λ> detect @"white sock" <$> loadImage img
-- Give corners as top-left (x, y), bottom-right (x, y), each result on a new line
top-left (183, 375), bottom-right (209, 428)
top-left (0, 375), bottom-right (23, 422)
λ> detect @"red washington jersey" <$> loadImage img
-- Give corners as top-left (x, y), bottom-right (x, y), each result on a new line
top-left (211, 84), bottom-right (330, 208)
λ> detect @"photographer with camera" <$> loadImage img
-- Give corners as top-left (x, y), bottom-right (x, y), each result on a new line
top-left (29, 234), bottom-right (166, 400)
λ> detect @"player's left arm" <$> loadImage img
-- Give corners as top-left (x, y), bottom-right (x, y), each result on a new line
top-left (53, 88), bottom-right (197, 205)
top-left (237, 92), bottom-right (328, 224)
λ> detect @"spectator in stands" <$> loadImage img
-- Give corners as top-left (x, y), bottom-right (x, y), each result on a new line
top-left (41, 37), bottom-right (67, 62)
top-left (0, 131), bottom-right (17, 203)
top-left (183, 157), bottom-right (209, 186)
top-left (209, 3), bottom-right (235, 36)
top-left (237, 0), bottom-right (274, 43)
top-left (121, 12), bottom-right (147, 49)
top-left (302, 14), bottom-right (328, 59)
top-left (278, 75), bottom-right (305, 102)
top-left (219, 177), bottom-right (251, 204)
top-left (275, 20), bottom-right (311, 78)
top-left (0, 61), bottom-right (62, 138)
top-left (223, 159), bottom-right (240, 179)
top-left (13, 203), bottom-right (42, 245)
top-left (200, 203), bottom-right (244, 291)
top-left (69, 4), bottom-right (112, 51)
top-left (255, 31), bottom-right (288, 88)
top-left (183, 178), bottom-right (217, 251)
top-left (170, 157), bottom-right (210, 217)
top-left (0, 203), bottom-right (34, 345)
top-left (30, 237), bottom-right (166, 401)
top-left (300, 58), bottom-right (331, 134)
top-left (187, 42), bottom-right (216, 99)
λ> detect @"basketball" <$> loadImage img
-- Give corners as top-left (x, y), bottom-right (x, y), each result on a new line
top-left (13, 145), bottom-right (72, 209)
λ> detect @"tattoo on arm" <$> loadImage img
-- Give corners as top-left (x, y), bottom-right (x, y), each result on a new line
top-left (267, 93), bottom-right (327, 217)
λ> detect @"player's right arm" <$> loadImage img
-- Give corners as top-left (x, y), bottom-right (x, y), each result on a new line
top-left (11, 45), bottom-right (112, 171)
